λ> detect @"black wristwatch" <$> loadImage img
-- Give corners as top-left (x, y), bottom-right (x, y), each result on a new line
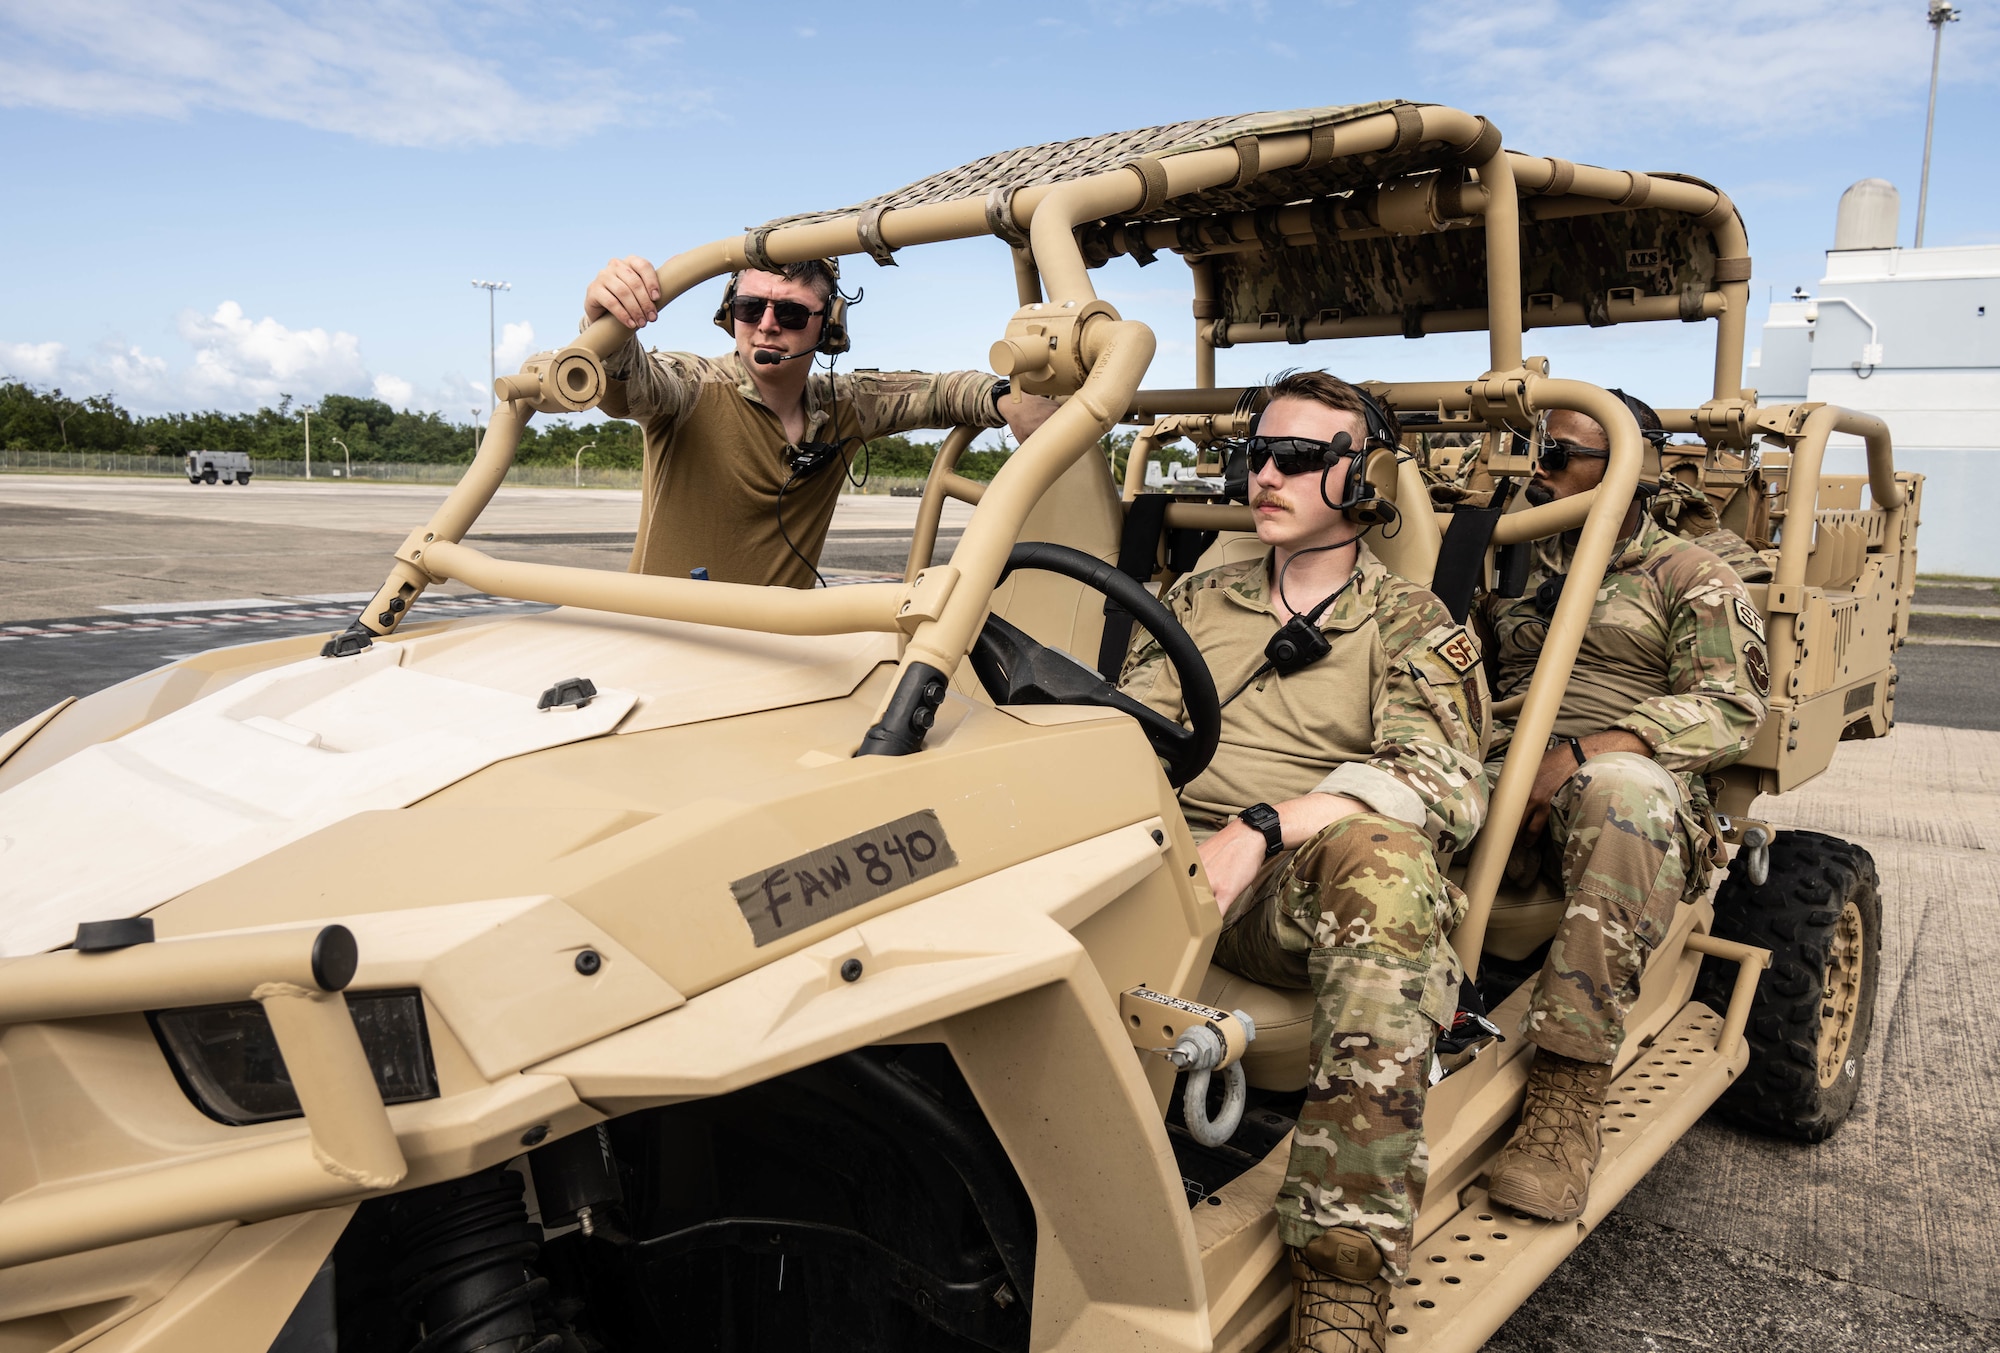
top-left (1239, 802), bottom-right (1285, 859)
top-left (990, 377), bottom-right (1011, 411)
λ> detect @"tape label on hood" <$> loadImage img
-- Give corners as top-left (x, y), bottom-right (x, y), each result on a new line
top-left (729, 809), bottom-right (957, 946)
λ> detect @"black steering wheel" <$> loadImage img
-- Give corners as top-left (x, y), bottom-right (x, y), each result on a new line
top-left (970, 541), bottom-right (1221, 788)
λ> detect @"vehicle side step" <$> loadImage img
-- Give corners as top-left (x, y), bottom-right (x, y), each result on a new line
top-left (1387, 1003), bottom-right (1745, 1352)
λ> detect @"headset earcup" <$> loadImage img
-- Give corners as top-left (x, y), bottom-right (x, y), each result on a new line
top-left (713, 276), bottom-right (736, 339)
top-left (819, 294), bottom-right (850, 355)
top-left (1349, 496), bottom-right (1400, 528)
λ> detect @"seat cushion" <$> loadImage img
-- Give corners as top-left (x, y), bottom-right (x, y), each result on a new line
top-left (1200, 966), bottom-right (1317, 1092)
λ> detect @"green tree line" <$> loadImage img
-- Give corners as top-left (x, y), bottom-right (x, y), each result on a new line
top-left (0, 380), bottom-right (1134, 483)
top-left (0, 381), bottom-right (646, 469)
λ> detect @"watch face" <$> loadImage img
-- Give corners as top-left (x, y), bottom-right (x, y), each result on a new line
top-left (1242, 804), bottom-right (1282, 854)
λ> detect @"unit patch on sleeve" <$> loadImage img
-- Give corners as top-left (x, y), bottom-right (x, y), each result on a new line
top-left (1743, 641), bottom-right (1771, 697)
top-left (1733, 596), bottom-right (1766, 641)
top-left (1435, 627), bottom-right (1481, 676)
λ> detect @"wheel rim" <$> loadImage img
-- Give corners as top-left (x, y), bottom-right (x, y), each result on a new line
top-left (1816, 898), bottom-right (1866, 1087)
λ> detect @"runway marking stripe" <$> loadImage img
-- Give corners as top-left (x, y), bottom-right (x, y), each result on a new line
top-left (2, 595), bottom-right (533, 641)
top-left (1, 584), bottom-right (890, 642)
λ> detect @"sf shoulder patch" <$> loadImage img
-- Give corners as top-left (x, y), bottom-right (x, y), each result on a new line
top-left (1733, 595), bottom-right (1766, 641)
top-left (1435, 626), bottom-right (1481, 676)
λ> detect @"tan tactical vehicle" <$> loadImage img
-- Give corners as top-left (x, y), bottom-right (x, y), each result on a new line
top-left (0, 101), bottom-right (1918, 1353)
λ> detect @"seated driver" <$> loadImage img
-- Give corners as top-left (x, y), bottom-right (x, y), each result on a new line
top-left (1119, 370), bottom-right (1489, 1353)
top-left (583, 254), bottom-right (1057, 587)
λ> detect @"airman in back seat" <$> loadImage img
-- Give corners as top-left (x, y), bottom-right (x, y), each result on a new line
top-left (1474, 391), bottom-right (1769, 1224)
top-left (1119, 370), bottom-right (1489, 1353)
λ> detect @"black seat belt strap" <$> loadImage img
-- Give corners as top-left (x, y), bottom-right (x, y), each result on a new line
top-left (1431, 505), bottom-right (1504, 624)
top-left (1096, 493), bottom-right (1173, 680)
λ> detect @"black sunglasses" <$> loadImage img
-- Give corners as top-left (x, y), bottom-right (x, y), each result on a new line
top-left (1537, 438), bottom-right (1612, 472)
top-left (1245, 434), bottom-right (1355, 477)
top-left (728, 295), bottom-right (825, 330)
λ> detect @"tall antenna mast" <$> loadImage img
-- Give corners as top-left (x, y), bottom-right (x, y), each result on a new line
top-left (1916, 1), bottom-right (1960, 248)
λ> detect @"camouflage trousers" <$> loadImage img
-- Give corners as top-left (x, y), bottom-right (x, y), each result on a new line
top-left (1518, 752), bottom-right (1695, 1065)
top-left (1211, 813), bottom-right (1463, 1276)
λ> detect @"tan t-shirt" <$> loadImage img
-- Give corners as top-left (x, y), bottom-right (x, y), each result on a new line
top-left (1117, 543), bottom-right (1491, 855)
top-left (600, 342), bottom-right (1003, 588)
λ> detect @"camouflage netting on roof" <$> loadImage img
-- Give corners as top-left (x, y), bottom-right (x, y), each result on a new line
top-left (764, 102), bottom-right (1732, 340)
top-left (761, 102), bottom-right (1476, 228)
top-left (1210, 204), bottom-right (1723, 335)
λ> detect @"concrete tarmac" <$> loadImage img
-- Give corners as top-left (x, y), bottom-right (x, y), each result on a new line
top-left (1493, 722), bottom-right (2000, 1351)
top-left (0, 474), bottom-right (968, 622)
top-left (4, 473), bottom-right (1997, 1350)
top-left (0, 474), bottom-right (968, 727)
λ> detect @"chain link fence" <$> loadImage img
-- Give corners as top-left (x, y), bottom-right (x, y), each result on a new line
top-left (0, 449), bottom-right (929, 495)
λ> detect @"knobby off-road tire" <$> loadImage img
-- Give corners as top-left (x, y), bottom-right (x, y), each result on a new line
top-left (1696, 829), bottom-right (1882, 1141)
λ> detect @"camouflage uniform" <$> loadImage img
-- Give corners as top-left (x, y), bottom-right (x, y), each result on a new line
top-left (1649, 475), bottom-right (1772, 582)
top-left (1480, 517), bottom-right (1768, 1064)
top-left (1120, 544), bottom-right (1489, 1274)
top-left (597, 340), bottom-right (1003, 587)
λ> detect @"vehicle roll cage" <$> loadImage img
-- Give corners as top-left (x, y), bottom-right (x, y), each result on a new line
top-left (336, 100), bottom-right (1904, 978)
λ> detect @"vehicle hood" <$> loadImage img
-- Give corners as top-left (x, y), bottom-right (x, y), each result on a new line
top-left (0, 609), bottom-right (898, 957)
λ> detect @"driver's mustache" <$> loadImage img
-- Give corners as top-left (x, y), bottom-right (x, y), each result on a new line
top-left (1251, 494), bottom-right (1291, 511)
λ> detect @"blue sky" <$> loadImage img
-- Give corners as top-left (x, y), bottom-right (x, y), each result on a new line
top-left (2, 0), bottom-right (1995, 430)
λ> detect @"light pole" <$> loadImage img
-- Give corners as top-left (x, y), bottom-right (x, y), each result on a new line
top-left (301, 407), bottom-right (311, 479)
top-left (471, 279), bottom-right (511, 413)
top-left (331, 436), bottom-right (351, 479)
top-left (573, 440), bottom-right (596, 488)
top-left (1916, 1), bottom-right (1960, 248)
top-left (471, 408), bottom-right (483, 458)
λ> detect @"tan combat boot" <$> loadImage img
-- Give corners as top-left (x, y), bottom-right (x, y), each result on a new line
top-left (1485, 1050), bottom-right (1616, 1222)
top-left (1287, 1227), bottom-right (1391, 1353)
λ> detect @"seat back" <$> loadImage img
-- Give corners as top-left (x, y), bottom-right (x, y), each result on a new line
top-left (950, 449), bottom-right (1124, 699)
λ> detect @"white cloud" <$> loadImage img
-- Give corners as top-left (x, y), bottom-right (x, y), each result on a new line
top-left (372, 373), bottom-right (416, 408)
top-left (97, 342), bottom-right (170, 396)
top-left (1412, 0), bottom-right (1996, 151)
top-left (1, 341), bottom-right (65, 382)
top-left (5, 301), bottom-right (404, 411)
top-left (493, 320), bottom-right (537, 370)
top-left (3, 337), bottom-right (175, 403)
top-left (178, 301), bottom-right (369, 406)
top-left (0, 1), bottom-right (710, 148)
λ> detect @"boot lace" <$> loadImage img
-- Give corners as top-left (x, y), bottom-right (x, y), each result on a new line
top-left (1295, 1273), bottom-right (1383, 1350)
top-left (1513, 1061), bottom-right (1605, 1163)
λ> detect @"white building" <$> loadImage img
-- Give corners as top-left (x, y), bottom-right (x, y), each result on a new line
top-left (1749, 180), bottom-right (2000, 576)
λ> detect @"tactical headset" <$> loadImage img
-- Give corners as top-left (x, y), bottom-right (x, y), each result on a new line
top-left (1523, 385), bottom-right (1674, 558)
top-left (712, 257), bottom-right (853, 356)
top-left (1606, 387), bottom-right (1670, 488)
top-left (1530, 389), bottom-right (1667, 489)
top-left (1238, 382), bottom-right (1405, 680)
top-left (1240, 382), bottom-right (1403, 527)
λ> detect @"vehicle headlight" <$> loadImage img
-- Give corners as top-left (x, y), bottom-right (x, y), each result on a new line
top-left (151, 989), bottom-right (439, 1126)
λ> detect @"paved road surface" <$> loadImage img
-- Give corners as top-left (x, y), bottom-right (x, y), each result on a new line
top-left (1491, 722), bottom-right (2000, 1351)
top-left (4, 473), bottom-right (1996, 1351)
top-left (0, 475), bottom-right (961, 728)
top-left (0, 474), bottom-right (966, 622)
